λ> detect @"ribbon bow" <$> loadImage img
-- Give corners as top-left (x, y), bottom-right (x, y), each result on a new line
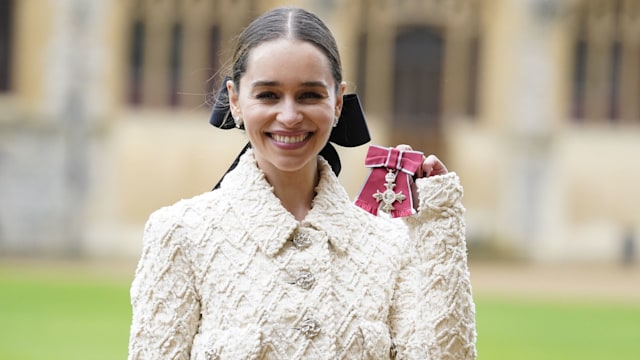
top-left (209, 77), bottom-right (371, 189)
top-left (355, 145), bottom-right (424, 218)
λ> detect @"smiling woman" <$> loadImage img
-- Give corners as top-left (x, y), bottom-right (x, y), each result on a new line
top-left (128, 6), bottom-right (477, 360)
top-left (226, 38), bottom-right (342, 215)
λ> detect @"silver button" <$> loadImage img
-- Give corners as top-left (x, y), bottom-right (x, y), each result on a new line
top-left (299, 318), bottom-right (321, 338)
top-left (294, 271), bottom-right (315, 290)
top-left (205, 349), bottom-right (219, 360)
top-left (292, 231), bottom-right (311, 249)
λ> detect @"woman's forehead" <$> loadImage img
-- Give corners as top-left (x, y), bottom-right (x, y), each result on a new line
top-left (242, 39), bottom-right (334, 85)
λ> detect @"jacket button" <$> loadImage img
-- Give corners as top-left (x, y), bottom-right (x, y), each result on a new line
top-left (292, 231), bottom-right (311, 249)
top-left (299, 318), bottom-right (321, 338)
top-left (294, 271), bottom-right (315, 290)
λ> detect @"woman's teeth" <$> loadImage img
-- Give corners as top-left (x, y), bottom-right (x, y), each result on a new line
top-left (271, 133), bottom-right (308, 144)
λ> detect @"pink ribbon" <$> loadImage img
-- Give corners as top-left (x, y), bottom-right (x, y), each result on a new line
top-left (355, 145), bottom-right (424, 218)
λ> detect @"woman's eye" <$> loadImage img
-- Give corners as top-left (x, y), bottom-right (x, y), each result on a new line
top-left (255, 92), bottom-right (278, 100)
top-left (299, 92), bottom-right (323, 100)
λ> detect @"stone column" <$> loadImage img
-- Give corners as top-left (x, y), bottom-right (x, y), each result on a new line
top-left (482, 0), bottom-right (568, 259)
top-left (56, 0), bottom-right (106, 255)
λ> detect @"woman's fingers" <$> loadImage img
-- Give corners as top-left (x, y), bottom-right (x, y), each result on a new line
top-left (395, 144), bottom-right (413, 152)
top-left (393, 144), bottom-right (448, 178)
top-left (423, 154), bottom-right (448, 177)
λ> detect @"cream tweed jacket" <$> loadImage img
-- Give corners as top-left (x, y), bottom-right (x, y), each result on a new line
top-left (128, 150), bottom-right (477, 359)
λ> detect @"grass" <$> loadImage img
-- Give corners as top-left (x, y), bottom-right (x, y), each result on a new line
top-left (0, 266), bottom-right (131, 360)
top-left (476, 297), bottom-right (640, 359)
top-left (1, 265), bottom-right (639, 359)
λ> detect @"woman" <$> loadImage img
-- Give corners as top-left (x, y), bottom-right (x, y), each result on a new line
top-left (128, 7), bottom-right (476, 359)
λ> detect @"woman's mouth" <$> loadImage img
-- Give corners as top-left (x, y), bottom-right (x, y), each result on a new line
top-left (270, 133), bottom-right (311, 144)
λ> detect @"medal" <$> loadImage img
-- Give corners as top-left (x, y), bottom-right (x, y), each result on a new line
top-left (355, 145), bottom-right (423, 218)
top-left (373, 169), bottom-right (406, 212)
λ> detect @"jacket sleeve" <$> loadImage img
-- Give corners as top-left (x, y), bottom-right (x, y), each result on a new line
top-left (389, 172), bottom-right (477, 359)
top-left (128, 206), bottom-right (201, 360)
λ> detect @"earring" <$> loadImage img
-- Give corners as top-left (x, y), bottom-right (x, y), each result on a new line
top-left (332, 116), bottom-right (339, 128)
top-left (234, 114), bottom-right (243, 129)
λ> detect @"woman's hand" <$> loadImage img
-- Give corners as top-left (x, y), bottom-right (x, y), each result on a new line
top-left (395, 144), bottom-right (448, 178)
top-left (395, 144), bottom-right (448, 210)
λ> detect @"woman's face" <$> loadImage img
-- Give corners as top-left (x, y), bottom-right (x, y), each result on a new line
top-left (228, 38), bottom-right (344, 179)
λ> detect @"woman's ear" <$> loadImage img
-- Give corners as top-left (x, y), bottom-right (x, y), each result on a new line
top-left (335, 81), bottom-right (347, 117)
top-left (227, 79), bottom-right (240, 117)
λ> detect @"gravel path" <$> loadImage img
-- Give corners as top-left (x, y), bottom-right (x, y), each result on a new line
top-left (469, 261), bottom-right (640, 304)
top-left (2, 258), bottom-right (639, 304)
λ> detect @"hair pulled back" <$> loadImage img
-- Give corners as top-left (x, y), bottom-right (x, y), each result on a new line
top-left (231, 7), bottom-right (342, 90)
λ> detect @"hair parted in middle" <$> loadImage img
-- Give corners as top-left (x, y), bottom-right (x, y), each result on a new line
top-left (230, 7), bottom-right (343, 92)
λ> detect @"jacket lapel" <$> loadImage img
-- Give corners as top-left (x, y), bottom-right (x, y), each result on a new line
top-left (219, 150), bottom-right (354, 257)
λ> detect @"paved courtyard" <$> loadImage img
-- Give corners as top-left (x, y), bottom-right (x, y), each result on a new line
top-left (469, 261), bottom-right (640, 303)
top-left (2, 258), bottom-right (639, 304)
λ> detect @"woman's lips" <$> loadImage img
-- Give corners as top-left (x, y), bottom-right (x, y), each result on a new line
top-left (269, 132), bottom-right (311, 144)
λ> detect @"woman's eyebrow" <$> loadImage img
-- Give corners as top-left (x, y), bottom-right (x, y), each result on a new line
top-left (250, 80), bottom-right (328, 88)
top-left (299, 81), bottom-right (328, 88)
top-left (251, 80), bottom-right (279, 87)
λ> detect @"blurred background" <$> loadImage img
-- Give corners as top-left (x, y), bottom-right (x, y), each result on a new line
top-left (0, 0), bottom-right (639, 358)
top-left (1, 0), bottom-right (639, 262)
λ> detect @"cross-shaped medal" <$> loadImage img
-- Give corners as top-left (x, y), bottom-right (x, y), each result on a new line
top-left (373, 169), bottom-right (406, 212)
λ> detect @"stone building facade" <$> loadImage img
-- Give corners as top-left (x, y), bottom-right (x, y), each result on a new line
top-left (1, 0), bottom-right (639, 262)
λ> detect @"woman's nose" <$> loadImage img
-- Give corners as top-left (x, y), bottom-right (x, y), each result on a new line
top-left (276, 98), bottom-right (302, 126)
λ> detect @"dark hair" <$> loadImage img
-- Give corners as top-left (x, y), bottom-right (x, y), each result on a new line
top-left (231, 7), bottom-right (342, 91)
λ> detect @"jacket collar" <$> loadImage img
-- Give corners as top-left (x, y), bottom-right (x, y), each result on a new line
top-left (219, 149), bottom-right (353, 256)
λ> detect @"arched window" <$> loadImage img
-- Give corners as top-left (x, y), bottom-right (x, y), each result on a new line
top-left (391, 25), bottom-right (445, 157)
top-left (393, 26), bottom-right (444, 129)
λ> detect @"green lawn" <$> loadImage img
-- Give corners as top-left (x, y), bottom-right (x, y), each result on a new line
top-left (476, 297), bottom-right (640, 359)
top-left (0, 267), bottom-right (131, 360)
top-left (1, 266), bottom-right (639, 359)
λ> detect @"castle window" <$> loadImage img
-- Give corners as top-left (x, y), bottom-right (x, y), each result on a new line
top-left (393, 26), bottom-right (444, 128)
top-left (0, 0), bottom-right (14, 92)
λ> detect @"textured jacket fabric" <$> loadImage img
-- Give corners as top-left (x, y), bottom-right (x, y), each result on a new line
top-left (128, 150), bottom-right (477, 359)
